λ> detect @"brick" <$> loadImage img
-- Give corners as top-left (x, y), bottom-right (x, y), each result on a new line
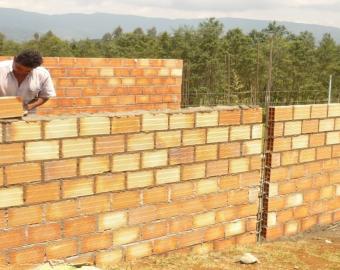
top-left (143, 186), bottom-right (168, 204)
top-left (281, 150), bottom-right (299, 165)
top-left (196, 178), bottom-right (218, 195)
top-left (8, 205), bottom-right (43, 227)
top-left (127, 133), bottom-right (154, 151)
top-left (96, 173), bottom-right (125, 193)
top-left (286, 193), bottom-right (303, 208)
top-left (293, 105), bottom-right (311, 120)
top-left (0, 143), bottom-right (23, 164)
top-left (111, 116), bottom-right (140, 134)
top-left (302, 119), bottom-right (319, 134)
top-left (225, 220), bottom-right (245, 237)
top-left (113, 153), bottom-right (140, 172)
top-left (299, 148), bottom-right (316, 163)
top-left (81, 232), bottom-right (112, 253)
top-left (96, 249), bottom-right (123, 266)
top-left (311, 104), bottom-right (328, 118)
top-left (62, 138), bottom-right (93, 158)
top-left (182, 163), bottom-right (205, 180)
top-left (5, 121), bottom-right (41, 142)
top-left (273, 106), bottom-right (293, 121)
top-left (46, 200), bottom-right (78, 221)
top-left (0, 186), bottom-right (23, 208)
top-left (25, 140), bottom-right (59, 161)
top-left (46, 239), bottom-right (78, 260)
top-left (28, 223), bottom-right (61, 244)
top-left (284, 221), bottom-right (299, 236)
top-left (207, 159), bottom-right (229, 177)
top-left (230, 126), bottom-right (251, 141)
top-left (127, 170), bottom-right (154, 189)
top-left (142, 113), bottom-right (168, 131)
top-left (44, 118), bottom-right (77, 139)
top-left (126, 242), bottom-right (152, 260)
top-left (169, 147), bottom-right (194, 165)
top-left (219, 142), bottom-right (241, 158)
top-left (242, 140), bottom-right (262, 155)
top-left (156, 130), bottom-right (181, 148)
top-left (326, 131), bottom-right (340, 145)
top-left (229, 158), bottom-right (249, 173)
top-left (219, 109), bottom-right (241, 125)
top-left (193, 211), bottom-right (215, 228)
top-left (5, 163), bottom-right (41, 185)
top-left (113, 226), bottom-right (140, 245)
top-left (0, 97), bottom-right (23, 118)
top-left (196, 144), bottom-right (218, 161)
top-left (170, 113), bottom-right (194, 129)
top-left (63, 177), bottom-right (94, 198)
top-left (98, 211), bottom-right (127, 232)
top-left (79, 155), bottom-right (110, 175)
top-left (310, 133), bottom-right (325, 147)
top-left (328, 104), bottom-right (340, 117)
top-left (64, 216), bottom-right (96, 237)
top-left (142, 150), bottom-right (167, 168)
top-left (182, 129), bottom-right (206, 146)
top-left (196, 111), bottom-right (218, 127)
top-left (80, 116), bottom-right (110, 136)
top-left (156, 166), bottom-right (180, 184)
top-left (9, 246), bottom-right (45, 265)
top-left (79, 194), bottom-right (110, 215)
top-left (284, 121), bottom-right (302, 136)
top-left (112, 191), bottom-right (141, 210)
top-left (319, 119), bottom-right (334, 132)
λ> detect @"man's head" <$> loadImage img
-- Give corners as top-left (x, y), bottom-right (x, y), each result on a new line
top-left (13, 50), bottom-right (43, 76)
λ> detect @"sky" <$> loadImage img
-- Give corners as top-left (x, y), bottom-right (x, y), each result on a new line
top-left (0, 0), bottom-right (340, 27)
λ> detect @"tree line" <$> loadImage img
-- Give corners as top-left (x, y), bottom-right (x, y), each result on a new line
top-left (1, 18), bottom-right (339, 106)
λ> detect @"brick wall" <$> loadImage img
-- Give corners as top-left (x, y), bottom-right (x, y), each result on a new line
top-left (0, 106), bottom-right (263, 267)
top-left (0, 56), bottom-right (182, 115)
top-left (263, 104), bottom-right (340, 240)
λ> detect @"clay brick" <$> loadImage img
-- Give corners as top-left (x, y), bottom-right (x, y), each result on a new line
top-left (28, 223), bottom-right (61, 244)
top-left (169, 147), bottom-right (194, 165)
top-left (302, 119), bottom-right (319, 134)
top-left (177, 229), bottom-right (205, 248)
top-left (156, 166), bottom-right (180, 184)
top-left (79, 194), bottom-right (110, 215)
top-left (196, 178), bottom-right (218, 195)
top-left (170, 113), bottom-right (195, 129)
top-left (79, 155), bottom-right (110, 175)
top-left (154, 237), bottom-right (177, 254)
top-left (62, 138), bottom-right (93, 157)
top-left (309, 133), bottom-right (325, 147)
top-left (273, 137), bottom-right (292, 152)
top-left (0, 97), bottom-right (23, 118)
top-left (193, 211), bottom-right (215, 228)
top-left (293, 105), bottom-right (311, 120)
top-left (143, 186), bottom-right (168, 205)
top-left (311, 104), bottom-right (328, 118)
top-left (281, 150), bottom-right (299, 165)
top-left (112, 116), bottom-right (141, 134)
top-left (5, 162), bottom-right (41, 185)
top-left (207, 159), bottom-right (229, 177)
top-left (328, 104), bottom-right (340, 117)
top-left (26, 182), bottom-right (60, 204)
top-left (25, 140), bottom-right (59, 161)
top-left (113, 226), bottom-right (140, 245)
top-left (63, 177), bottom-right (94, 198)
top-left (44, 159), bottom-right (77, 180)
top-left (9, 246), bottom-right (45, 265)
top-left (127, 170), bottom-right (154, 189)
top-left (242, 140), bottom-right (262, 155)
top-left (242, 108), bottom-right (262, 124)
top-left (80, 232), bottom-right (112, 253)
top-left (113, 153), bottom-right (140, 172)
top-left (64, 216), bottom-right (96, 237)
top-left (127, 133), bottom-right (154, 151)
top-left (219, 142), bottom-right (241, 158)
top-left (196, 144), bottom-right (218, 161)
top-left (219, 109), bottom-right (241, 125)
top-left (228, 189), bottom-right (249, 205)
top-left (44, 118), bottom-right (77, 139)
top-left (286, 193), bottom-right (303, 208)
top-left (182, 163), bottom-right (205, 180)
top-left (46, 200), bottom-right (78, 221)
top-left (182, 129), bottom-right (206, 146)
top-left (316, 146), bottom-right (332, 160)
top-left (229, 158), bottom-right (249, 173)
top-left (273, 106), bottom-right (293, 121)
top-left (126, 242), bottom-right (152, 260)
top-left (0, 143), bottom-right (23, 164)
top-left (142, 113), bottom-right (168, 131)
top-left (219, 175), bottom-right (239, 190)
top-left (156, 130), bottom-right (181, 148)
top-left (46, 239), bottom-right (78, 260)
top-left (80, 116), bottom-right (110, 136)
top-left (196, 111), bottom-right (218, 127)
top-left (225, 220), bottom-right (245, 237)
top-left (5, 121), bottom-right (41, 142)
top-left (8, 205), bottom-right (43, 227)
top-left (96, 249), bottom-right (123, 266)
top-left (284, 121), bottom-right (302, 136)
top-left (142, 150), bottom-right (167, 168)
top-left (98, 211), bottom-right (127, 231)
top-left (112, 191), bottom-right (141, 210)
top-left (319, 119), bottom-right (334, 132)
top-left (230, 125), bottom-right (251, 141)
top-left (326, 131), bottom-right (340, 145)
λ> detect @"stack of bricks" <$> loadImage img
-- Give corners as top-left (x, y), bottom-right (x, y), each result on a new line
top-left (263, 104), bottom-right (340, 240)
top-left (0, 56), bottom-right (182, 115)
top-left (0, 106), bottom-right (262, 267)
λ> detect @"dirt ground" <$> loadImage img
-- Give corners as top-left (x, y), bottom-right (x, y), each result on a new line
top-left (111, 223), bottom-right (340, 270)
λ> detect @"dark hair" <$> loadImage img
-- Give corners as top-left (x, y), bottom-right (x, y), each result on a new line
top-left (14, 50), bottom-right (43, 68)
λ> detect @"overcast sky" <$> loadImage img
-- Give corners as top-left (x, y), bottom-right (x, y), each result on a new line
top-left (1, 0), bottom-right (340, 27)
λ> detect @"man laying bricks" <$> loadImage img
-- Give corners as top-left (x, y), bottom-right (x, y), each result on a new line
top-left (0, 50), bottom-right (56, 114)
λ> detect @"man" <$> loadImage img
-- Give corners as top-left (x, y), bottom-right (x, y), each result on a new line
top-left (0, 50), bottom-right (56, 113)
